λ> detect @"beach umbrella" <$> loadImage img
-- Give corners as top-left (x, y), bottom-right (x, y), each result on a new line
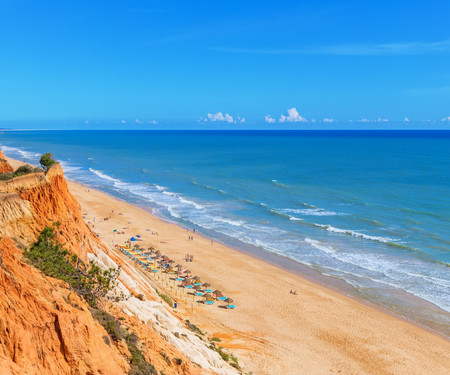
top-left (202, 282), bottom-right (211, 288)
top-left (213, 290), bottom-right (223, 297)
top-left (176, 264), bottom-right (183, 269)
top-left (204, 293), bottom-right (214, 301)
top-left (194, 285), bottom-right (203, 291)
top-left (136, 235), bottom-right (141, 238)
top-left (184, 269), bottom-right (191, 274)
top-left (130, 237), bottom-right (137, 241)
top-left (169, 259), bottom-right (175, 264)
top-left (224, 298), bottom-right (233, 305)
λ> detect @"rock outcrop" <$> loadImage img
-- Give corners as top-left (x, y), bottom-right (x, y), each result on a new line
top-left (0, 151), bottom-right (14, 173)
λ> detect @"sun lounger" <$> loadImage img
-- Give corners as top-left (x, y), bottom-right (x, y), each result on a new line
top-left (217, 296), bottom-right (227, 301)
top-left (205, 301), bottom-right (214, 305)
top-left (227, 304), bottom-right (236, 309)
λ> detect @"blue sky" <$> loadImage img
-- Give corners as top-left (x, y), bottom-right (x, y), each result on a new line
top-left (0, 0), bottom-right (450, 129)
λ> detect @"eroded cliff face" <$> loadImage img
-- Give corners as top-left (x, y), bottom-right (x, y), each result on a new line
top-left (0, 164), bottom-right (105, 261)
top-left (0, 237), bottom-right (130, 375)
top-left (0, 162), bottom-right (233, 375)
top-left (0, 151), bottom-right (14, 173)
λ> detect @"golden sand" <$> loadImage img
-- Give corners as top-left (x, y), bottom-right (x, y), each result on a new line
top-left (65, 179), bottom-right (450, 375)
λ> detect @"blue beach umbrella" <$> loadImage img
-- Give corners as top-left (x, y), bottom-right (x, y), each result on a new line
top-left (130, 237), bottom-right (137, 241)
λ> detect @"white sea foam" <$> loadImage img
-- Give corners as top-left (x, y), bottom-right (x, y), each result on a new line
top-left (315, 224), bottom-right (397, 244)
top-left (59, 161), bottom-right (82, 173)
top-left (89, 168), bottom-right (122, 183)
top-left (1, 145), bottom-right (40, 163)
top-left (211, 217), bottom-right (246, 226)
top-left (305, 238), bottom-right (336, 254)
top-left (282, 208), bottom-right (346, 216)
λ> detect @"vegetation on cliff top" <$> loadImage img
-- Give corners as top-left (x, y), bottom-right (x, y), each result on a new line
top-left (0, 164), bottom-right (43, 180)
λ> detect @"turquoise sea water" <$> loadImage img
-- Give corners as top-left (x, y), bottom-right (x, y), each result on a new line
top-left (1, 130), bottom-right (449, 334)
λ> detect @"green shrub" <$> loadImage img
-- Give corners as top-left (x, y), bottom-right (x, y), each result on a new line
top-left (127, 332), bottom-right (158, 375)
top-left (13, 165), bottom-right (34, 177)
top-left (185, 320), bottom-right (204, 335)
top-left (155, 289), bottom-right (174, 308)
top-left (0, 173), bottom-right (13, 181)
top-left (24, 225), bottom-right (120, 307)
top-left (39, 153), bottom-right (58, 171)
top-left (174, 358), bottom-right (182, 365)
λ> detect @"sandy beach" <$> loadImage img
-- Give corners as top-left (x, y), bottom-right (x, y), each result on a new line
top-left (4, 155), bottom-right (450, 374)
top-left (61, 178), bottom-right (450, 375)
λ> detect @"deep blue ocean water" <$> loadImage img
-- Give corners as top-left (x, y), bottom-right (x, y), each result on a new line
top-left (1, 130), bottom-right (449, 334)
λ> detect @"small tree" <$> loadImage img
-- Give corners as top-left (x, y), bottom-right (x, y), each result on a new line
top-left (39, 153), bottom-right (57, 171)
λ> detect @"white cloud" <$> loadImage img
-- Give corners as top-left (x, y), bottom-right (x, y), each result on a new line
top-left (403, 117), bottom-right (410, 122)
top-left (377, 117), bottom-right (389, 122)
top-left (200, 112), bottom-right (246, 124)
top-left (323, 118), bottom-right (334, 123)
top-left (135, 118), bottom-right (143, 124)
top-left (441, 116), bottom-right (450, 122)
top-left (358, 117), bottom-right (369, 123)
top-left (121, 120), bottom-right (127, 124)
top-left (265, 115), bottom-right (276, 123)
top-left (204, 112), bottom-right (234, 123)
top-left (279, 107), bottom-right (307, 123)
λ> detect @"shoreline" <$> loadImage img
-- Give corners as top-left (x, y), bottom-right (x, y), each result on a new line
top-left (4, 155), bottom-right (450, 374)
top-left (131, 201), bottom-right (450, 341)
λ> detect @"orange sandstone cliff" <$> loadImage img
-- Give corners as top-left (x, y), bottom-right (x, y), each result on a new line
top-left (0, 163), bottom-right (105, 261)
top-left (0, 151), bottom-right (14, 173)
top-left (0, 237), bottom-right (129, 375)
top-left (0, 160), bottom-right (235, 375)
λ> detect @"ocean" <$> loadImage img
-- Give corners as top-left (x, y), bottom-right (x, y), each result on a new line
top-left (1, 130), bottom-right (449, 335)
